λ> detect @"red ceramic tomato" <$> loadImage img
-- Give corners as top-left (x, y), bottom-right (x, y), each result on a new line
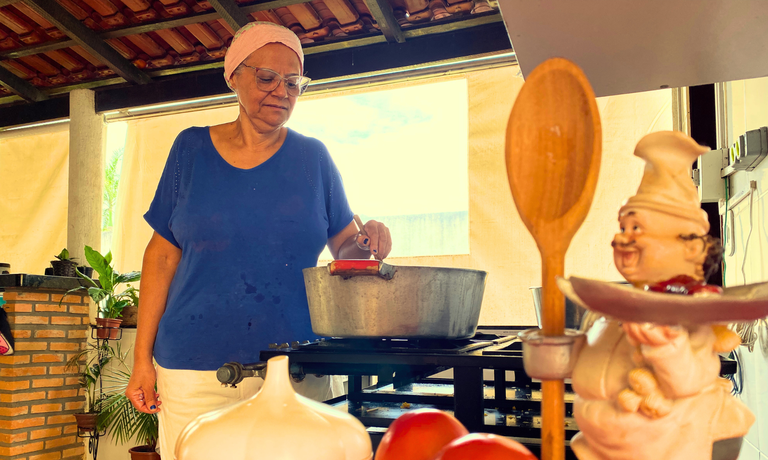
top-left (432, 433), bottom-right (539, 460)
top-left (375, 409), bottom-right (469, 460)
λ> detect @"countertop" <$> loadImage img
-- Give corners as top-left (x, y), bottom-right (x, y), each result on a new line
top-left (0, 273), bottom-right (93, 291)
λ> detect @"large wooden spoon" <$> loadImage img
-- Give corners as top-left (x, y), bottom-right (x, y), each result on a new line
top-left (505, 58), bottom-right (602, 460)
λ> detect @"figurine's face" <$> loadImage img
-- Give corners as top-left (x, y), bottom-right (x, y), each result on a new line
top-left (612, 209), bottom-right (703, 286)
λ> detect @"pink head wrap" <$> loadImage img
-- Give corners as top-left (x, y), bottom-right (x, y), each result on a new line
top-left (223, 22), bottom-right (304, 89)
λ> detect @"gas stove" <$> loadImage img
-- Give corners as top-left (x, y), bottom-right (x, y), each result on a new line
top-left (215, 327), bottom-right (576, 458)
top-left (217, 326), bottom-right (736, 459)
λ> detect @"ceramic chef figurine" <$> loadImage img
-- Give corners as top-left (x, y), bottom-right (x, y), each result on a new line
top-left (565, 131), bottom-right (754, 460)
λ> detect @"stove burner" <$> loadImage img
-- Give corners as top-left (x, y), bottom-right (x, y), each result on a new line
top-left (285, 333), bottom-right (515, 354)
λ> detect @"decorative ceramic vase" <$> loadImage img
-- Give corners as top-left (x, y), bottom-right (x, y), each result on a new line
top-left (176, 355), bottom-right (372, 460)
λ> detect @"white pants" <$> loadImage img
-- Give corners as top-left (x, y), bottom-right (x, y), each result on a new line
top-left (156, 364), bottom-right (342, 460)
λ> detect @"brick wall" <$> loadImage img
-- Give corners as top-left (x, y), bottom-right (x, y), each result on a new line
top-left (1, 289), bottom-right (90, 460)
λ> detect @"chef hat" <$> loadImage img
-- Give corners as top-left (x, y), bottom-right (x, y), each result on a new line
top-left (223, 22), bottom-right (304, 89)
top-left (619, 131), bottom-right (710, 233)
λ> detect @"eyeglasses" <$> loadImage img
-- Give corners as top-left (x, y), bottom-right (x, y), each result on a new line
top-left (240, 65), bottom-right (311, 96)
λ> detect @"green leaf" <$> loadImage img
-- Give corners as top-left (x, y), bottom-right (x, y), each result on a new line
top-left (74, 268), bottom-right (99, 288)
top-left (84, 374), bottom-right (96, 386)
top-left (115, 271), bottom-right (141, 284)
top-left (87, 287), bottom-right (108, 303)
top-left (128, 290), bottom-right (139, 308)
top-left (105, 251), bottom-right (113, 266)
top-left (108, 299), bottom-right (129, 318)
top-left (56, 248), bottom-right (69, 260)
top-left (84, 246), bottom-right (110, 284)
top-left (59, 286), bottom-right (86, 308)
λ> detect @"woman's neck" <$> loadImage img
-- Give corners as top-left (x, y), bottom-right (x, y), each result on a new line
top-left (230, 114), bottom-right (285, 152)
top-left (209, 114), bottom-right (288, 169)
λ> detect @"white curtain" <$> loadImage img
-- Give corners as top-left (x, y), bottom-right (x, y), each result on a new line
top-left (0, 124), bottom-right (69, 275)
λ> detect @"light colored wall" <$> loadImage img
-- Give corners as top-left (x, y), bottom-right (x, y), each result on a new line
top-left (725, 75), bottom-right (768, 460)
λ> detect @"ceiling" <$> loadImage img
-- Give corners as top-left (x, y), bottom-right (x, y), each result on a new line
top-left (0, 0), bottom-right (512, 127)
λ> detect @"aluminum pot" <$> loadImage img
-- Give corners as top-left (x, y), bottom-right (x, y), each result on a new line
top-left (303, 260), bottom-right (487, 339)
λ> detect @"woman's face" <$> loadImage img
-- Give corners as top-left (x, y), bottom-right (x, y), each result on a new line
top-left (230, 43), bottom-right (301, 132)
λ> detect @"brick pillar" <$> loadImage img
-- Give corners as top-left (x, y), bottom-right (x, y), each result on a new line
top-left (0, 289), bottom-right (90, 460)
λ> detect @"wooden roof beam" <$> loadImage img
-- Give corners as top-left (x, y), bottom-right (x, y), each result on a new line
top-left (24, 0), bottom-right (151, 84)
top-left (206, 0), bottom-right (249, 31)
top-left (362, 0), bottom-right (404, 43)
top-left (0, 65), bottom-right (48, 102)
top-left (0, 0), bottom-right (311, 59)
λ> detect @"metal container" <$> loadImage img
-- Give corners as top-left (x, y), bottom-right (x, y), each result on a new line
top-left (518, 328), bottom-right (586, 380)
top-left (529, 286), bottom-right (586, 330)
top-left (303, 260), bottom-right (487, 339)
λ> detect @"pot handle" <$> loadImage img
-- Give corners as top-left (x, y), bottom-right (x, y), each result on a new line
top-left (328, 260), bottom-right (395, 280)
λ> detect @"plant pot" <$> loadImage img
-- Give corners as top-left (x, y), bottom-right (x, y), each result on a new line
top-left (51, 260), bottom-right (78, 277)
top-left (74, 412), bottom-right (99, 432)
top-left (120, 306), bottom-right (138, 328)
top-left (95, 318), bottom-right (122, 340)
top-left (129, 445), bottom-right (161, 459)
top-left (78, 266), bottom-right (94, 278)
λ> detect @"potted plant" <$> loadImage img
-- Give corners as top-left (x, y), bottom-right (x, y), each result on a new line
top-left (100, 346), bottom-right (160, 459)
top-left (51, 248), bottom-right (78, 277)
top-left (65, 246), bottom-right (140, 339)
top-left (65, 340), bottom-right (118, 433)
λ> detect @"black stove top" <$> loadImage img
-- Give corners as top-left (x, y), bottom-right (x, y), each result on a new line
top-left (281, 332), bottom-right (518, 355)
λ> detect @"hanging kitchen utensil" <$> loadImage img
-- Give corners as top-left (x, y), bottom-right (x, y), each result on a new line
top-left (505, 57), bottom-right (602, 460)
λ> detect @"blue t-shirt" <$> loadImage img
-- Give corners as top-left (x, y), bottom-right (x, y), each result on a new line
top-left (144, 127), bottom-right (354, 370)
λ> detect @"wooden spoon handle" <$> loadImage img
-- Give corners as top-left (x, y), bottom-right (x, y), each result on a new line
top-left (542, 253), bottom-right (566, 336)
top-left (542, 252), bottom-right (566, 460)
top-left (542, 381), bottom-right (565, 460)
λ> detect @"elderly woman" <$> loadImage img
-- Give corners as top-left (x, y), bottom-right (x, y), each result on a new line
top-left (126, 22), bottom-right (391, 458)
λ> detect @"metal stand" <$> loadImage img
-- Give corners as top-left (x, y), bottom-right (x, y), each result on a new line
top-left (76, 326), bottom-right (121, 460)
top-left (90, 325), bottom-right (123, 341)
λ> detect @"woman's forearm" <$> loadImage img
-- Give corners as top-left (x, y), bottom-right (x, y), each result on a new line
top-left (134, 232), bottom-right (181, 366)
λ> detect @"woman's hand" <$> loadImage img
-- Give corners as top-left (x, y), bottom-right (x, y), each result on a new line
top-left (126, 361), bottom-right (161, 414)
top-left (358, 219), bottom-right (392, 260)
top-left (330, 219), bottom-right (393, 260)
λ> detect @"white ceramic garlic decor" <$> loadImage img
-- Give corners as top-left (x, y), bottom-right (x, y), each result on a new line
top-left (175, 355), bottom-right (373, 460)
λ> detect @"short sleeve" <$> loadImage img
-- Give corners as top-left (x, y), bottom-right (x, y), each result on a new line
top-left (144, 134), bottom-right (183, 248)
top-left (320, 143), bottom-right (354, 239)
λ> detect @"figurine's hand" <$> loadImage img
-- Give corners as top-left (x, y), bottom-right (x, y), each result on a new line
top-left (617, 368), bottom-right (673, 419)
top-left (711, 325), bottom-right (741, 353)
top-left (623, 322), bottom-right (682, 347)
